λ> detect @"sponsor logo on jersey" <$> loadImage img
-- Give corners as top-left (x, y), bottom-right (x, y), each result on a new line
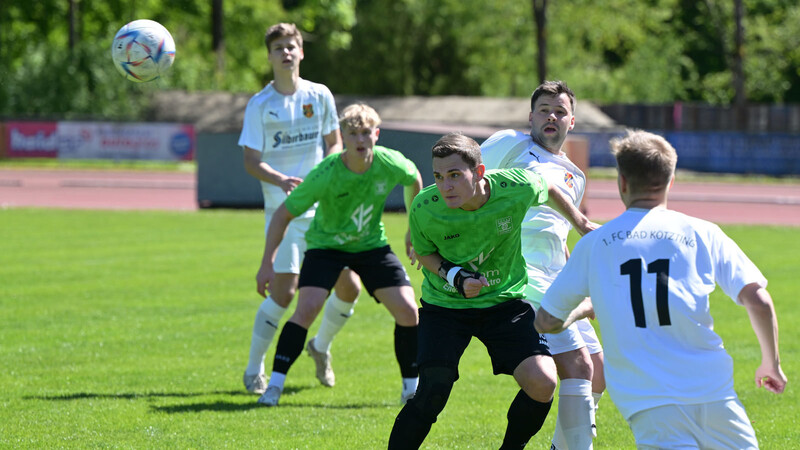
top-left (496, 216), bottom-right (512, 234)
top-left (443, 233), bottom-right (460, 240)
top-left (564, 172), bottom-right (574, 188)
top-left (303, 104), bottom-right (314, 118)
top-left (272, 130), bottom-right (320, 148)
top-left (268, 111), bottom-right (279, 119)
top-left (336, 192), bottom-right (349, 199)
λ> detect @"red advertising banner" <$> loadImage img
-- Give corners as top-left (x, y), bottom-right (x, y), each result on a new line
top-left (5, 121), bottom-right (59, 158)
top-left (1, 121), bottom-right (195, 161)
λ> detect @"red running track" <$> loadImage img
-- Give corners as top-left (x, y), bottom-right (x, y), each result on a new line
top-left (1, 169), bottom-right (798, 226)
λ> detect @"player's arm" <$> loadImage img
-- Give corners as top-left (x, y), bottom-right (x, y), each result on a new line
top-left (417, 253), bottom-right (489, 299)
top-left (739, 283), bottom-right (788, 394)
top-left (255, 203), bottom-right (297, 298)
top-left (544, 181), bottom-right (599, 236)
top-left (243, 146), bottom-right (303, 195)
top-left (534, 298), bottom-right (594, 334)
top-left (322, 129), bottom-right (343, 156)
top-left (403, 171), bottom-right (424, 259)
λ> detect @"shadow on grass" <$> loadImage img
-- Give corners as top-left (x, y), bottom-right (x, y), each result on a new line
top-left (26, 386), bottom-right (396, 413)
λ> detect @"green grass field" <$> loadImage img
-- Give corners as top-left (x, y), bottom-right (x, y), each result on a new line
top-left (1, 209), bottom-right (797, 448)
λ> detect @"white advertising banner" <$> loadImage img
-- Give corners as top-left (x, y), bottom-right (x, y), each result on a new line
top-left (57, 122), bottom-right (195, 161)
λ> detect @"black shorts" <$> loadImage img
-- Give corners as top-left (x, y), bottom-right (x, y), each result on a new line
top-left (416, 299), bottom-right (550, 376)
top-left (298, 245), bottom-right (411, 299)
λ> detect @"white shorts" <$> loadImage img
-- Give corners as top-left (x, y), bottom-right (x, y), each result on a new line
top-left (265, 213), bottom-right (311, 275)
top-left (628, 398), bottom-right (758, 449)
top-left (545, 317), bottom-right (602, 356)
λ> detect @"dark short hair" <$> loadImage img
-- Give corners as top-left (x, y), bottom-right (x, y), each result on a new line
top-left (531, 80), bottom-right (576, 114)
top-left (432, 132), bottom-right (482, 169)
top-left (265, 23), bottom-right (303, 50)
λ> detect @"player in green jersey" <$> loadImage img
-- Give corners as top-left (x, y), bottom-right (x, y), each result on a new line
top-left (256, 103), bottom-right (423, 407)
top-left (388, 132), bottom-right (595, 449)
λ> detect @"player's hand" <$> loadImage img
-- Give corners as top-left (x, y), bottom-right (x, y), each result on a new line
top-left (405, 229), bottom-right (413, 260)
top-left (408, 247), bottom-right (423, 270)
top-left (755, 363), bottom-right (787, 394)
top-left (280, 176), bottom-right (303, 195)
top-left (577, 297), bottom-right (596, 320)
top-left (461, 274), bottom-right (489, 299)
top-left (577, 220), bottom-right (601, 236)
top-left (255, 263), bottom-right (275, 298)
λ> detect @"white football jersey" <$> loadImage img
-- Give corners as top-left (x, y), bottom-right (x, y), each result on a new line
top-left (238, 78), bottom-right (339, 217)
top-left (481, 129), bottom-right (586, 307)
top-left (541, 207), bottom-right (767, 420)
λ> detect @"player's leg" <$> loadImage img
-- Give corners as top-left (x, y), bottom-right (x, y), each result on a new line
top-left (259, 249), bottom-right (345, 406)
top-left (388, 303), bottom-right (469, 449)
top-left (375, 285), bottom-right (419, 402)
top-left (243, 218), bottom-right (306, 394)
top-left (480, 300), bottom-right (556, 449)
top-left (307, 268), bottom-right (361, 386)
top-left (577, 317), bottom-right (606, 441)
top-left (551, 345), bottom-right (594, 450)
top-left (361, 246), bottom-right (420, 402)
top-left (259, 286), bottom-right (329, 406)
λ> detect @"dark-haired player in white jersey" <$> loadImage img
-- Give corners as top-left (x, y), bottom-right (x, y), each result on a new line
top-left (535, 130), bottom-right (787, 449)
top-left (238, 23), bottom-right (360, 395)
top-left (482, 80), bottom-right (603, 450)
top-left (389, 133), bottom-right (596, 449)
top-left (256, 103), bottom-right (422, 406)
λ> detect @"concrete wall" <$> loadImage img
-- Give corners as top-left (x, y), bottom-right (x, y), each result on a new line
top-left (196, 127), bottom-right (448, 210)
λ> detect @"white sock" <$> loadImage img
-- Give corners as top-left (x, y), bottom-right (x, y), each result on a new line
top-left (402, 377), bottom-right (419, 397)
top-left (245, 297), bottom-right (287, 375)
top-left (591, 391), bottom-right (603, 438)
top-left (552, 378), bottom-right (594, 450)
top-left (268, 372), bottom-right (286, 391)
top-left (313, 293), bottom-right (356, 352)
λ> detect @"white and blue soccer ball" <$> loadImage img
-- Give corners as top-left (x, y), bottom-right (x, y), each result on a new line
top-left (111, 19), bottom-right (175, 82)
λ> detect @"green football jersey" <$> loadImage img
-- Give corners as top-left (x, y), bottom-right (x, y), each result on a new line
top-left (410, 168), bottom-right (548, 309)
top-left (285, 145), bottom-right (419, 253)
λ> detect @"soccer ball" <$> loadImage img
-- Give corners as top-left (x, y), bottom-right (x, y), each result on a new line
top-left (111, 19), bottom-right (175, 82)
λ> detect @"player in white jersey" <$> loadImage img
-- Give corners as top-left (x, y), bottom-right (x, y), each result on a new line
top-left (237, 23), bottom-right (361, 395)
top-left (535, 130), bottom-right (787, 449)
top-left (481, 81), bottom-right (603, 450)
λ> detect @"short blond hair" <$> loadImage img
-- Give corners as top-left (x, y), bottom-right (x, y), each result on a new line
top-left (610, 129), bottom-right (677, 192)
top-left (339, 103), bottom-right (382, 131)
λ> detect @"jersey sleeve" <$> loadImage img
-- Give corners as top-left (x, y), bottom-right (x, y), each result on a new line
top-left (284, 164), bottom-right (323, 217)
top-left (384, 147), bottom-right (420, 185)
top-left (540, 235), bottom-right (593, 320)
top-left (709, 225), bottom-right (768, 304)
top-left (524, 170), bottom-right (549, 208)
top-left (237, 97), bottom-right (264, 152)
top-left (480, 129), bottom-right (520, 170)
top-left (409, 198), bottom-right (437, 257)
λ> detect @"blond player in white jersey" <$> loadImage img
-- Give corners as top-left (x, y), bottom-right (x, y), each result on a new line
top-left (482, 81), bottom-right (603, 450)
top-left (237, 23), bottom-right (360, 395)
top-left (536, 130), bottom-right (787, 449)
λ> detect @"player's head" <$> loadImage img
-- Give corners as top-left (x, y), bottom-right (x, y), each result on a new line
top-left (340, 103), bottom-right (381, 156)
top-left (610, 129), bottom-right (677, 199)
top-left (431, 132), bottom-right (486, 209)
top-left (265, 23), bottom-right (304, 71)
top-left (265, 23), bottom-right (303, 49)
top-left (529, 80), bottom-right (576, 153)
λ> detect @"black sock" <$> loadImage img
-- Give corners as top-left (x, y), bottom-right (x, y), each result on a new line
top-left (394, 324), bottom-right (419, 378)
top-left (501, 390), bottom-right (553, 449)
top-left (272, 321), bottom-right (307, 375)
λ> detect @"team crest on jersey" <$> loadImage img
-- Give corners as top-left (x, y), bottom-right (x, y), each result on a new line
top-left (303, 104), bottom-right (314, 118)
top-left (564, 172), bottom-right (574, 188)
top-left (375, 181), bottom-right (387, 194)
top-left (496, 216), bottom-right (512, 235)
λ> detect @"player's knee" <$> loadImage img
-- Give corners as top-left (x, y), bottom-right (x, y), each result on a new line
top-left (515, 357), bottom-right (557, 402)
top-left (407, 365), bottom-right (458, 423)
top-left (554, 348), bottom-right (593, 380)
